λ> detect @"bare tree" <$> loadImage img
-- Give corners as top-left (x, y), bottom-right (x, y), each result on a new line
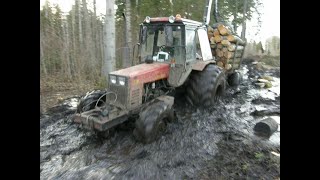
top-left (103, 0), bottom-right (116, 79)
top-left (241, 0), bottom-right (248, 40)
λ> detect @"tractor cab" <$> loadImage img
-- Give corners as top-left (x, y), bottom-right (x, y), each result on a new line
top-left (138, 15), bottom-right (215, 87)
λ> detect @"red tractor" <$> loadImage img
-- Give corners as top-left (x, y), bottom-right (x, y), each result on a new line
top-left (74, 1), bottom-right (244, 143)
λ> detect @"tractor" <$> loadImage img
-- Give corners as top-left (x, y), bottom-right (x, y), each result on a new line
top-left (73, 0), bottom-right (245, 143)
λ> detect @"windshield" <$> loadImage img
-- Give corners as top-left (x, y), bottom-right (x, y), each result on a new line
top-left (140, 24), bottom-right (184, 64)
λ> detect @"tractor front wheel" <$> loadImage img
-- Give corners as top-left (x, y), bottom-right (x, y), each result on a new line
top-left (133, 100), bottom-right (174, 144)
top-left (76, 90), bottom-right (107, 113)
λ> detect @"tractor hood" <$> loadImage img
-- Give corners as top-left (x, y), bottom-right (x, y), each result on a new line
top-left (109, 62), bottom-right (170, 85)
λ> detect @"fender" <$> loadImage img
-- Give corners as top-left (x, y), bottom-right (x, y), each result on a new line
top-left (192, 60), bottom-right (216, 71)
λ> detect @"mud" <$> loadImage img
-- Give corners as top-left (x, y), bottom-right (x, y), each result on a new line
top-left (40, 58), bottom-right (280, 179)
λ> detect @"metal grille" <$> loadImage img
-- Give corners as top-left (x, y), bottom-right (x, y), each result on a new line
top-left (108, 83), bottom-right (128, 108)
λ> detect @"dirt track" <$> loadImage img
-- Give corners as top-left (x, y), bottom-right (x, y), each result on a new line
top-left (40, 58), bottom-right (280, 179)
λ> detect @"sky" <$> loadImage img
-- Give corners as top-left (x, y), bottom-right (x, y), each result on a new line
top-left (40, 0), bottom-right (279, 44)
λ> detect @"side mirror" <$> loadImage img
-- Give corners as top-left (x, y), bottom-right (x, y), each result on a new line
top-left (165, 26), bottom-right (173, 47)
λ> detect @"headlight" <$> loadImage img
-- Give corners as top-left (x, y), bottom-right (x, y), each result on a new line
top-left (110, 75), bottom-right (116, 84)
top-left (169, 15), bottom-right (175, 23)
top-left (145, 16), bottom-right (151, 23)
top-left (118, 77), bottom-right (125, 86)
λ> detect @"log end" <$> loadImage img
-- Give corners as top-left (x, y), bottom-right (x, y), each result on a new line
top-left (254, 118), bottom-right (279, 138)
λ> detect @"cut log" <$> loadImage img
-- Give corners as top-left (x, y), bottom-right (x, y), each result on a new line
top-left (210, 37), bottom-right (215, 44)
top-left (216, 49), bottom-right (224, 57)
top-left (212, 23), bottom-right (223, 29)
top-left (208, 32), bottom-right (214, 39)
top-left (217, 43), bottom-right (223, 49)
top-left (225, 64), bottom-right (232, 70)
top-left (214, 35), bottom-right (222, 43)
top-left (218, 24), bottom-right (232, 36)
top-left (213, 29), bottom-right (220, 36)
top-left (222, 47), bottom-right (228, 52)
top-left (217, 61), bottom-right (224, 68)
top-left (208, 26), bottom-right (214, 33)
top-left (221, 40), bottom-right (231, 46)
top-left (210, 44), bottom-right (216, 49)
top-left (254, 118), bottom-right (279, 138)
top-left (227, 44), bottom-right (244, 52)
top-left (227, 35), bottom-right (245, 45)
top-left (224, 51), bottom-right (243, 59)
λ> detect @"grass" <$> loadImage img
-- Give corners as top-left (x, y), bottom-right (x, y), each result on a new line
top-left (40, 74), bottom-right (108, 112)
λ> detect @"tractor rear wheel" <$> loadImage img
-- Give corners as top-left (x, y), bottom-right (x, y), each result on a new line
top-left (133, 100), bottom-right (174, 144)
top-left (185, 64), bottom-right (226, 107)
top-left (228, 71), bottom-right (242, 87)
top-left (77, 90), bottom-right (107, 113)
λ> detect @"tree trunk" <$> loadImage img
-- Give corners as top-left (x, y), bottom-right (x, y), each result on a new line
top-left (232, 0), bottom-right (238, 32)
top-left (104, 0), bottom-right (116, 80)
top-left (77, 0), bottom-right (83, 48)
top-left (123, 0), bottom-right (132, 68)
top-left (40, 32), bottom-right (47, 77)
top-left (83, 0), bottom-right (96, 77)
top-left (241, 0), bottom-right (248, 40)
top-left (63, 20), bottom-right (71, 79)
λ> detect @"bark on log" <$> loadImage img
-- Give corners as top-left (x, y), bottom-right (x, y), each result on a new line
top-left (218, 24), bottom-right (232, 36)
top-left (227, 44), bottom-right (244, 52)
top-left (254, 118), bottom-right (279, 137)
top-left (227, 35), bottom-right (245, 45)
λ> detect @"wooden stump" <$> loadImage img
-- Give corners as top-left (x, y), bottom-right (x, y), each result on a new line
top-left (254, 118), bottom-right (279, 137)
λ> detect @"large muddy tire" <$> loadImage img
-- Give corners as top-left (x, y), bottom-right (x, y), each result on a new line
top-left (228, 71), bottom-right (242, 87)
top-left (133, 100), bottom-right (173, 144)
top-left (185, 64), bottom-right (226, 107)
top-left (77, 90), bottom-right (107, 113)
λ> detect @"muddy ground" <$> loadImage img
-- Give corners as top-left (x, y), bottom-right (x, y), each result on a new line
top-left (40, 58), bottom-right (280, 179)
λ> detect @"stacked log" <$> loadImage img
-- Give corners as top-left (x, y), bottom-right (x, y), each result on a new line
top-left (208, 23), bottom-right (246, 70)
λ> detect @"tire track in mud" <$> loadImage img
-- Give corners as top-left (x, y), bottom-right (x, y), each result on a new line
top-left (40, 61), bottom-right (280, 179)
